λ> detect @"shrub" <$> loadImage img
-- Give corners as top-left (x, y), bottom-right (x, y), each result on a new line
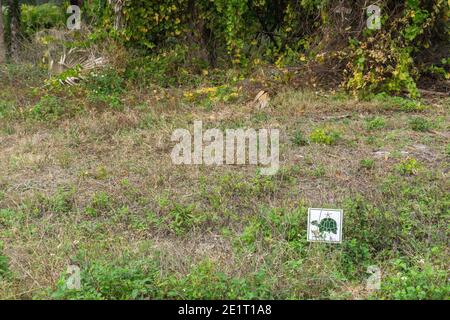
top-left (124, 45), bottom-right (205, 87)
top-left (84, 68), bottom-right (124, 96)
top-left (84, 69), bottom-right (124, 110)
top-left (21, 4), bottom-right (65, 37)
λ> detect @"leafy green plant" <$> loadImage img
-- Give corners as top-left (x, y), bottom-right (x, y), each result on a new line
top-left (0, 209), bottom-right (20, 229)
top-left (47, 188), bottom-right (75, 214)
top-left (0, 100), bottom-right (15, 119)
top-left (238, 206), bottom-right (306, 252)
top-left (21, 3), bottom-right (65, 37)
top-left (395, 158), bottom-right (421, 175)
top-left (85, 68), bottom-right (125, 94)
top-left (409, 117), bottom-right (431, 132)
top-left (340, 238), bottom-right (371, 277)
top-left (380, 259), bottom-right (449, 299)
top-left (168, 204), bottom-right (200, 235)
top-left (310, 128), bottom-right (340, 145)
top-left (52, 259), bottom-right (159, 300)
top-left (92, 192), bottom-right (110, 210)
top-left (30, 95), bottom-right (64, 121)
top-left (125, 45), bottom-right (204, 87)
top-left (311, 165), bottom-right (326, 177)
top-left (360, 159), bottom-right (375, 170)
top-left (365, 117), bottom-right (386, 130)
top-left (291, 130), bottom-right (309, 146)
top-left (370, 93), bottom-right (426, 112)
top-left (0, 241), bottom-right (9, 278)
top-left (85, 69), bottom-right (124, 110)
top-left (85, 192), bottom-right (112, 217)
top-left (162, 259), bottom-right (272, 299)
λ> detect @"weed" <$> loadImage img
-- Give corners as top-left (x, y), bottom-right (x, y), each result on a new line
top-left (84, 68), bottom-right (124, 96)
top-left (30, 95), bottom-right (64, 121)
top-left (85, 192), bottom-right (112, 217)
top-left (310, 128), bottom-right (340, 145)
top-left (365, 117), bottom-right (386, 130)
top-left (291, 130), bottom-right (309, 146)
top-left (371, 94), bottom-right (426, 112)
top-left (162, 260), bottom-right (273, 299)
top-left (409, 117), bottom-right (431, 132)
top-left (168, 204), bottom-right (197, 235)
top-left (138, 113), bottom-right (154, 129)
top-left (395, 158), bottom-right (421, 175)
top-left (360, 159), bottom-right (375, 170)
top-left (0, 209), bottom-right (22, 229)
top-left (56, 151), bottom-right (73, 169)
top-left (0, 241), bottom-right (9, 278)
top-left (85, 69), bottom-right (124, 110)
top-left (52, 259), bottom-right (159, 300)
top-left (379, 259), bottom-right (449, 299)
top-left (0, 100), bottom-right (15, 119)
top-left (311, 165), bottom-right (326, 177)
top-left (47, 188), bottom-right (75, 214)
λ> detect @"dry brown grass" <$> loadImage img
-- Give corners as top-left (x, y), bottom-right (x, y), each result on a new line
top-left (0, 85), bottom-right (448, 299)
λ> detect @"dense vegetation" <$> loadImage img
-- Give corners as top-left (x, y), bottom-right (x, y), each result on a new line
top-left (0, 0), bottom-right (448, 300)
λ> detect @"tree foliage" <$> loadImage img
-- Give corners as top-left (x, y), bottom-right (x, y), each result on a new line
top-left (3, 0), bottom-right (449, 96)
top-left (86, 0), bottom-right (448, 96)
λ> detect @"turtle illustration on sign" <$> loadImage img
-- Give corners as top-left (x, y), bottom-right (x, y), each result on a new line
top-left (311, 217), bottom-right (338, 235)
top-left (307, 208), bottom-right (343, 243)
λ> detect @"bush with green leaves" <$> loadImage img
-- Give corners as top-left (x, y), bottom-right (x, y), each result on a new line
top-left (84, 68), bottom-right (124, 110)
top-left (124, 44), bottom-right (203, 87)
top-left (21, 3), bottom-right (65, 38)
top-left (88, 0), bottom-right (449, 95)
top-left (380, 259), bottom-right (449, 299)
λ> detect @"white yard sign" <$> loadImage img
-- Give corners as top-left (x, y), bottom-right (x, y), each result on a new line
top-left (307, 208), bottom-right (343, 243)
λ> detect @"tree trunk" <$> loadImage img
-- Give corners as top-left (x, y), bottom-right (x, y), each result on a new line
top-left (0, 0), bottom-right (6, 63)
top-left (108, 0), bottom-right (124, 30)
top-left (8, 0), bottom-right (20, 62)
